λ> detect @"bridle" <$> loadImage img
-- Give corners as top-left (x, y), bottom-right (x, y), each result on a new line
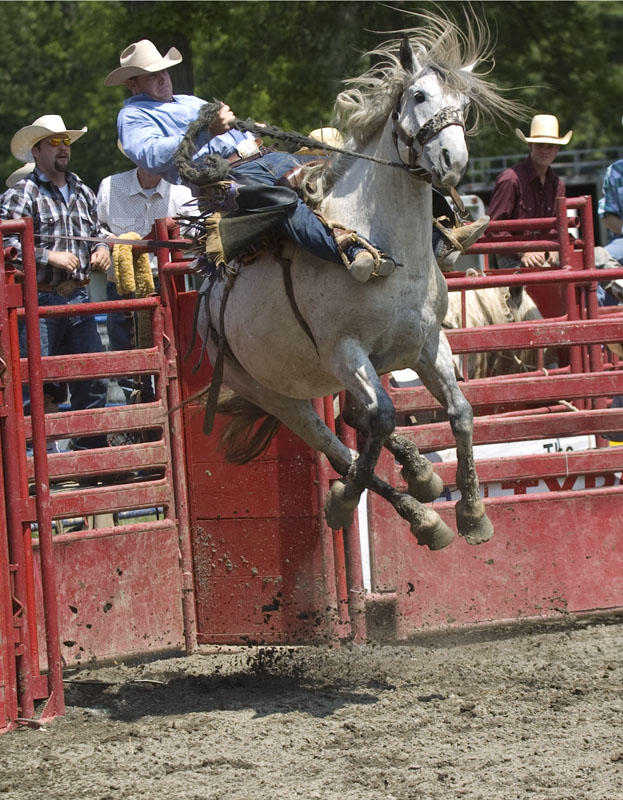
top-left (391, 88), bottom-right (465, 179)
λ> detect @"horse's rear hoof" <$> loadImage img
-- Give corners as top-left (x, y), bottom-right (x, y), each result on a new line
top-left (456, 500), bottom-right (494, 544)
top-left (411, 515), bottom-right (455, 551)
top-left (324, 479), bottom-right (359, 530)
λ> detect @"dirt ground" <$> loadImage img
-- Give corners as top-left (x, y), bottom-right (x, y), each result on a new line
top-left (0, 618), bottom-right (622, 800)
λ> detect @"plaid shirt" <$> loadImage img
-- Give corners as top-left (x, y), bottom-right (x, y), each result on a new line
top-left (0, 166), bottom-right (110, 285)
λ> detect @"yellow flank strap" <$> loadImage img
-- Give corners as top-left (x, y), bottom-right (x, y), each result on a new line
top-left (112, 232), bottom-right (154, 297)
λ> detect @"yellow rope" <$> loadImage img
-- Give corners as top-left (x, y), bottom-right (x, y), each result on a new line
top-left (113, 232), bottom-right (155, 351)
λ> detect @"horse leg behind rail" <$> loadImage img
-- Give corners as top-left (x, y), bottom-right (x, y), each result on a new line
top-left (326, 349), bottom-right (454, 549)
top-left (415, 331), bottom-right (493, 544)
top-left (218, 356), bottom-right (353, 474)
top-left (341, 392), bottom-right (444, 503)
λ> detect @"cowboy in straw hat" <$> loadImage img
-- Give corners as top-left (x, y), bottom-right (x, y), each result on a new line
top-left (106, 39), bottom-right (396, 282)
top-left (104, 39), bottom-right (183, 87)
top-left (488, 113), bottom-right (573, 270)
top-left (515, 114), bottom-right (573, 147)
top-left (0, 113), bottom-right (111, 447)
top-left (10, 114), bottom-right (87, 162)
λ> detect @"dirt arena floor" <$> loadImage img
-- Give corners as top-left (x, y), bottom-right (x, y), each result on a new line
top-left (0, 617), bottom-right (621, 800)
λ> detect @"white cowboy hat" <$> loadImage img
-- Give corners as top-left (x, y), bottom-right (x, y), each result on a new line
top-left (11, 115), bottom-right (87, 161)
top-left (105, 39), bottom-right (183, 87)
top-left (515, 114), bottom-right (572, 146)
top-left (296, 127), bottom-right (344, 155)
top-left (5, 162), bottom-right (35, 188)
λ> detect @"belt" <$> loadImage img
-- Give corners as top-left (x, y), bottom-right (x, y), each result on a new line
top-left (227, 144), bottom-right (272, 167)
top-left (38, 278), bottom-right (89, 297)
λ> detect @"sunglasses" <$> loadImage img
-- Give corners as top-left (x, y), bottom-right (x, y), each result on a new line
top-left (47, 136), bottom-right (72, 147)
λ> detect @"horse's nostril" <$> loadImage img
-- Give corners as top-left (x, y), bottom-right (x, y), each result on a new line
top-left (442, 148), bottom-right (453, 169)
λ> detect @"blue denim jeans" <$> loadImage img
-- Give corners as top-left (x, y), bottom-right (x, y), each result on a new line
top-left (106, 280), bottom-right (135, 403)
top-left (600, 238), bottom-right (623, 306)
top-left (231, 152), bottom-right (343, 264)
top-left (106, 280), bottom-right (155, 404)
top-left (19, 287), bottom-right (108, 449)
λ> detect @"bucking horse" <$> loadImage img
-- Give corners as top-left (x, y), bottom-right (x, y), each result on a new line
top-left (178, 12), bottom-right (522, 550)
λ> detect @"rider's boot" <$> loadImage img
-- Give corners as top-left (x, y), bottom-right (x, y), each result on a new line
top-left (434, 215), bottom-right (490, 271)
top-left (335, 230), bottom-right (396, 283)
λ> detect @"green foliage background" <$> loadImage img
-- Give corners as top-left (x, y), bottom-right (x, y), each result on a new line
top-left (1, 0), bottom-right (622, 191)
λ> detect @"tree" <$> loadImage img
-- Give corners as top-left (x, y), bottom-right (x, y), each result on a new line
top-left (0, 1), bottom-right (622, 190)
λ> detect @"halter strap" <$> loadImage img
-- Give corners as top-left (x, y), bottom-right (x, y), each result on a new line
top-left (391, 91), bottom-right (465, 177)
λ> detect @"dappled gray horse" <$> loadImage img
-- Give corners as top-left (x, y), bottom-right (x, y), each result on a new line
top-left (193, 14), bottom-right (520, 550)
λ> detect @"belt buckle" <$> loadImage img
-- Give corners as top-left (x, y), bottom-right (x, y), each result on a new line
top-left (236, 138), bottom-right (260, 159)
top-left (55, 279), bottom-right (77, 298)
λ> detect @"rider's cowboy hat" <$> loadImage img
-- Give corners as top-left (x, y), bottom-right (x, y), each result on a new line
top-left (5, 162), bottom-right (35, 188)
top-left (515, 114), bottom-right (572, 146)
top-left (11, 115), bottom-right (87, 161)
top-left (296, 127), bottom-right (344, 155)
top-left (105, 39), bottom-right (182, 87)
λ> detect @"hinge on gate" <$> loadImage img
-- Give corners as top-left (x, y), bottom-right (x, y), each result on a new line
top-left (9, 565), bottom-right (26, 655)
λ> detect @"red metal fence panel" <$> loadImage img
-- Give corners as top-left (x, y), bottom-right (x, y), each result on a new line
top-left (0, 219), bottom-right (194, 731)
top-left (366, 196), bottom-right (623, 637)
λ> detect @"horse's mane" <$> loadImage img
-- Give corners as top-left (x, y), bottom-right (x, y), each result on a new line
top-left (334, 10), bottom-right (524, 146)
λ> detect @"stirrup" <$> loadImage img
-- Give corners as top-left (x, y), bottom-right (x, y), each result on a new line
top-left (433, 215), bottom-right (490, 255)
top-left (334, 229), bottom-right (395, 279)
top-left (433, 218), bottom-right (466, 254)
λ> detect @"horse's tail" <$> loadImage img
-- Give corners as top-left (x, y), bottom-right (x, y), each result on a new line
top-left (216, 390), bottom-right (282, 464)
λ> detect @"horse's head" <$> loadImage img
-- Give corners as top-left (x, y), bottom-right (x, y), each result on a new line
top-left (334, 13), bottom-right (525, 194)
top-left (392, 37), bottom-right (471, 188)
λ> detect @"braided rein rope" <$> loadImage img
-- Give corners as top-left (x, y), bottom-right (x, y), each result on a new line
top-left (173, 103), bottom-right (467, 214)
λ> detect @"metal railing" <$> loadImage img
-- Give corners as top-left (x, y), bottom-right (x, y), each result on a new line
top-left (462, 146), bottom-right (623, 193)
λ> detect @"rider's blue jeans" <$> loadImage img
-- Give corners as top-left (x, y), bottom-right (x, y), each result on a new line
top-left (19, 287), bottom-right (108, 450)
top-left (231, 151), bottom-right (345, 264)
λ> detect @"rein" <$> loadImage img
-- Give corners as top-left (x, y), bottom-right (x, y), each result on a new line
top-left (232, 118), bottom-right (426, 177)
top-left (234, 98), bottom-right (468, 213)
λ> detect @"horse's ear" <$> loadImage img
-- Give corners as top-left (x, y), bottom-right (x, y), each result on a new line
top-left (399, 35), bottom-right (419, 74)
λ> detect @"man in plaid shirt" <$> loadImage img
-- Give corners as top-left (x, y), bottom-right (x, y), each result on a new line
top-left (0, 114), bottom-right (111, 450)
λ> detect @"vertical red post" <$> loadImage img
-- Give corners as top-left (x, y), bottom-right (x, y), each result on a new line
top-left (19, 218), bottom-right (64, 720)
top-left (155, 218), bottom-right (197, 653)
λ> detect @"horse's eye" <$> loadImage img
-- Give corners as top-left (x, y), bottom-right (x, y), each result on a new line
top-left (413, 91), bottom-right (426, 104)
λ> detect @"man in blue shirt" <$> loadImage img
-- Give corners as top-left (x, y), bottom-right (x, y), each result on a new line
top-left (105, 39), bottom-right (396, 283)
top-left (598, 158), bottom-right (623, 305)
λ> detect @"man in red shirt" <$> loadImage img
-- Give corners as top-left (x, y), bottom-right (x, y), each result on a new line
top-left (487, 114), bottom-right (572, 269)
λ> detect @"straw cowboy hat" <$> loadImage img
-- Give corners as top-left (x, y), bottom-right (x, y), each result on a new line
top-left (105, 39), bottom-right (183, 87)
top-left (11, 115), bottom-right (87, 161)
top-left (5, 162), bottom-right (35, 188)
top-left (296, 127), bottom-right (344, 155)
top-left (515, 114), bottom-right (572, 146)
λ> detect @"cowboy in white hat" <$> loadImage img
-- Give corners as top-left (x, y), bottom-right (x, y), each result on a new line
top-left (10, 114), bottom-right (88, 162)
top-left (0, 114), bottom-right (111, 448)
top-left (106, 39), bottom-right (396, 282)
top-left (488, 113), bottom-right (573, 270)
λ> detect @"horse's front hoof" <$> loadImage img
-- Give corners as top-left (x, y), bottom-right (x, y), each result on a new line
top-left (456, 500), bottom-right (494, 544)
top-left (324, 479), bottom-right (359, 530)
top-left (403, 466), bottom-right (444, 503)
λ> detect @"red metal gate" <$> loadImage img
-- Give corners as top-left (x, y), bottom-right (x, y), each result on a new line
top-left (4, 194), bottom-right (623, 731)
top-left (0, 218), bottom-right (195, 731)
